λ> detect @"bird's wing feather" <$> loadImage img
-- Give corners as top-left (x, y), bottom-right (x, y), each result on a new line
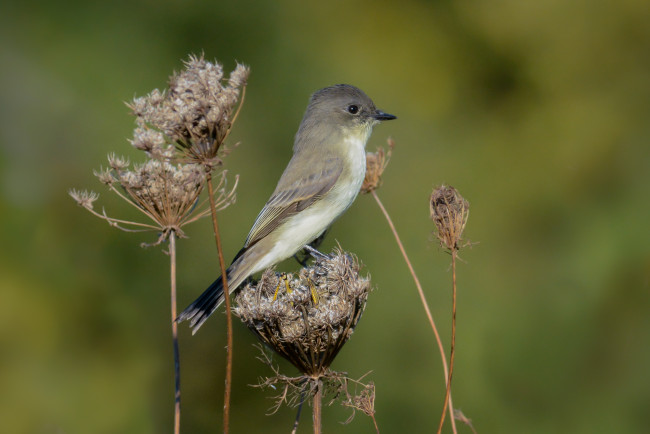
top-left (245, 156), bottom-right (343, 247)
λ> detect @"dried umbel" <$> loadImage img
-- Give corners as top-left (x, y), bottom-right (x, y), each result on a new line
top-left (71, 55), bottom-right (245, 246)
top-left (236, 250), bottom-right (377, 427)
top-left (71, 152), bottom-right (237, 245)
top-left (234, 250), bottom-right (371, 377)
top-left (128, 54), bottom-right (249, 168)
top-left (430, 185), bottom-right (469, 251)
top-left (360, 138), bottom-right (394, 194)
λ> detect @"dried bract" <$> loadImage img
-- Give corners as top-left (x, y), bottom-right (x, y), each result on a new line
top-left (430, 185), bottom-right (469, 251)
top-left (360, 138), bottom-right (394, 194)
top-left (253, 349), bottom-right (376, 424)
top-left (234, 249), bottom-right (370, 377)
top-left (342, 380), bottom-right (377, 423)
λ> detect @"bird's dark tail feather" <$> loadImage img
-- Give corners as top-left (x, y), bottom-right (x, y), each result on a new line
top-left (177, 273), bottom-right (227, 334)
top-left (177, 247), bottom-right (248, 334)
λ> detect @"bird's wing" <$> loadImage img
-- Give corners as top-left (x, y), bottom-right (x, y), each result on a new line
top-left (245, 155), bottom-right (343, 247)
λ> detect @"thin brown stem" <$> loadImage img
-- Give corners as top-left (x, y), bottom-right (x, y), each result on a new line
top-left (437, 250), bottom-right (457, 434)
top-left (207, 172), bottom-right (233, 434)
top-left (169, 231), bottom-right (181, 434)
top-left (312, 380), bottom-right (322, 434)
top-left (371, 191), bottom-right (457, 434)
top-left (371, 414), bottom-right (380, 434)
top-left (230, 85), bottom-right (246, 130)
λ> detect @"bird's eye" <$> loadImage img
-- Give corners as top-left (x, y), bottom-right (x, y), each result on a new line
top-left (347, 104), bottom-right (359, 114)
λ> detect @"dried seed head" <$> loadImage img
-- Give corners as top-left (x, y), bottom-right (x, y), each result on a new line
top-left (76, 155), bottom-right (237, 246)
top-left (107, 153), bottom-right (129, 171)
top-left (113, 158), bottom-right (205, 228)
top-left (343, 381), bottom-right (377, 422)
top-left (93, 167), bottom-right (115, 185)
top-left (130, 127), bottom-right (166, 155)
top-left (430, 185), bottom-right (469, 251)
top-left (69, 189), bottom-right (99, 210)
top-left (234, 249), bottom-right (371, 377)
top-left (228, 63), bottom-right (250, 88)
top-left (360, 138), bottom-right (394, 194)
top-left (82, 152), bottom-right (233, 245)
top-left (72, 55), bottom-right (243, 247)
top-left (126, 54), bottom-right (249, 168)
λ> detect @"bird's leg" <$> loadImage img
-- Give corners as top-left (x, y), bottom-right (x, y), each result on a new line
top-left (294, 254), bottom-right (310, 267)
top-left (294, 229), bottom-right (329, 265)
top-left (303, 244), bottom-right (329, 261)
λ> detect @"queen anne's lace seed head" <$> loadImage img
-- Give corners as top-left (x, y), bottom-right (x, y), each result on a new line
top-left (234, 249), bottom-right (371, 377)
top-left (71, 55), bottom-right (244, 246)
top-left (430, 185), bottom-right (470, 251)
top-left (126, 54), bottom-right (249, 168)
top-left (361, 138), bottom-right (394, 194)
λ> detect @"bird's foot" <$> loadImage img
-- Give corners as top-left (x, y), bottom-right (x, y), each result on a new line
top-left (303, 244), bottom-right (329, 261)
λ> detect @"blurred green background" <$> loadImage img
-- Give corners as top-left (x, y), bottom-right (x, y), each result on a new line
top-left (2, 0), bottom-right (649, 432)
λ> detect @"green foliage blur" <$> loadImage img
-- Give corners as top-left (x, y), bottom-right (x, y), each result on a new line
top-left (1, 0), bottom-right (649, 432)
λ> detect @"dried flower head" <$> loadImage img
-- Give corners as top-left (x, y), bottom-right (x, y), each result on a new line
top-left (69, 189), bottom-right (99, 210)
top-left (342, 380), bottom-right (377, 424)
top-left (239, 249), bottom-right (376, 426)
top-left (360, 138), bottom-right (394, 194)
top-left (71, 154), bottom-right (237, 246)
top-left (127, 54), bottom-right (249, 168)
top-left (235, 249), bottom-right (370, 376)
top-left (72, 55), bottom-right (245, 249)
top-left (430, 185), bottom-right (469, 251)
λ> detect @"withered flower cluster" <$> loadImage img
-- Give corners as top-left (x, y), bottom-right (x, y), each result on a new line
top-left (361, 138), bottom-right (394, 194)
top-left (430, 185), bottom-right (470, 252)
top-left (70, 55), bottom-right (246, 245)
top-left (234, 249), bottom-right (377, 423)
top-left (129, 54), bottom-right (249, 167)
top-left (235, 250), bottom-right (370, 377)
top-left (71, 151), bottom-right (210, 244)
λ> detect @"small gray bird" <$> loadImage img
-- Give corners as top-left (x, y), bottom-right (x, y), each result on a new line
top-left (179, 84), bottom-right (396, 333)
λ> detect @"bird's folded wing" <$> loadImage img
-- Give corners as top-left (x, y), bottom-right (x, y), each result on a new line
top-left (245, 157), bottom-right (343, 247)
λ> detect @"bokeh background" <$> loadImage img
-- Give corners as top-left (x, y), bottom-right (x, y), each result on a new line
top-left (2, 0), bottom-right (649, 432)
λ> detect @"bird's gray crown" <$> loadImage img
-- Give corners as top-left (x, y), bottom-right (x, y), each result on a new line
top-left (307, 84), bottom-right (377, 119)
top-left (294, 84), bottom-right (396, 150)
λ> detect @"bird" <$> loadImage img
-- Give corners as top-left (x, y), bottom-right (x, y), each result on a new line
top-left (178, 84), bottom-right (396, 333)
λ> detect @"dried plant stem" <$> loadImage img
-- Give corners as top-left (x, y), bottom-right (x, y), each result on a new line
top-left (371, 191), bottom-right (457, 434)
top-left (206, 172), bottom-right (233, 434)
top-left (437, 251), bottom-right (458, 434)
top-left (313, 380), bottom-right (322, 434)
top-left (291, 399), bottom-right (304, 434)
top-left (371, 413), bottom-right (380, 434)
top-left (169, 231), bottom-right (181, 434)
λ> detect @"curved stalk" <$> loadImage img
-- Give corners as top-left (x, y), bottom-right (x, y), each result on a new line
top-left (207, 172), bottom-right (233, 434)
top-left (371, 191), bottom-right (457, 434)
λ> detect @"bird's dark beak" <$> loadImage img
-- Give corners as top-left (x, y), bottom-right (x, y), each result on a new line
top-left (372, 110), bottom-right (397, 121)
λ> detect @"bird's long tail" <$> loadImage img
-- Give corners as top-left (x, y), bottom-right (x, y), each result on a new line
top-left (177, 272), bottom-right (228, 334)
top-left (177, 247), bottom-right (253, 334)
